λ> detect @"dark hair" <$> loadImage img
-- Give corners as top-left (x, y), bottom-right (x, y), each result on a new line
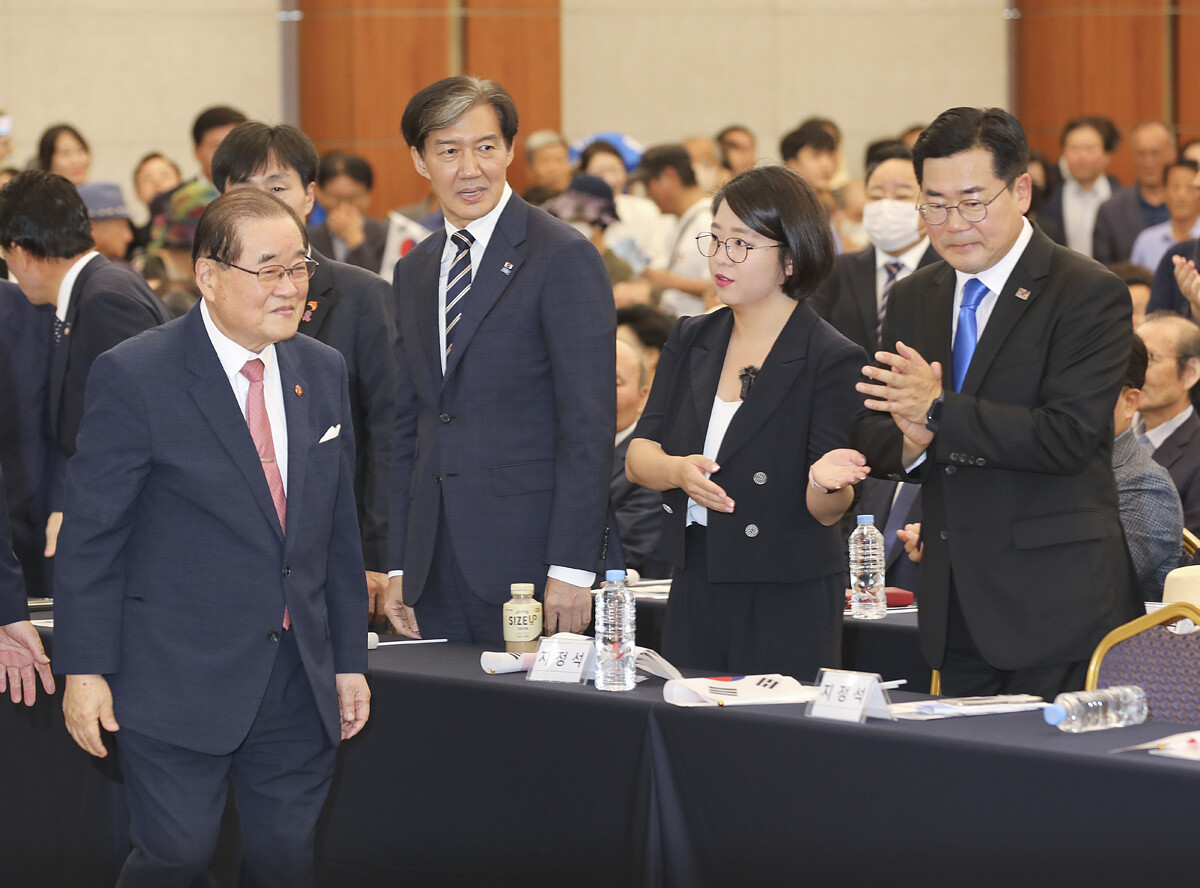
top-left (578, 140), bottom-right (625, 174)
top-left (1109, 261), bottom-right (1154, 288)
top-left (864, 140), bottom-right (912, 183)
top-left (1164, 158), bottom-right (1199, 185)
top-left (1126, 332), bottom-right (1148, 390)
top-left (133, 151), bottom-right (182, 183)
top-left (715, 125), bottom-right (754, 169)
top-left (638, 145), bottom-right (696, 189)
top-left (192, 188), bottom-right (308, 267)
top-left (401, 76), bottom-right (518, 154)
top-left (36, 124), bottom-right (89, 172)
top-left (211, 122), bottom-right (320, 192)
top-left (0, 170), bottom-right (94, 258)
top-left (616, 304), bottom-right (673, 352)
top-left (1060, 115), bottom-right (1120, 153)
top-left (711, 165), bottom-right (835, 301)
top-left (799, 116), bottom-right (841, 146)
top-left (317, 151), bottom-right (374, 191)
top-left (779, 121), bottom-right (836, 163)
top-left (192, 106), bottom-right (248, 148)
top-left (912, 107), bottom-right (1029, 187)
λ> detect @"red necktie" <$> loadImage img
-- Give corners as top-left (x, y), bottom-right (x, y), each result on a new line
top-left (240, 358), bottom-right (290, 629)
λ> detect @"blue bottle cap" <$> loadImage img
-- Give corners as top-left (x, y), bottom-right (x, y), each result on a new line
top-left (857, 515), bottom-right (875, 525)
top-left (1043, 704), bottom-right (1067, 725)
top-left (605, 569), bottom-right (626, 582)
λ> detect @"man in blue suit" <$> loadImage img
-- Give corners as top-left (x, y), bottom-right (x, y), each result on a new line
top-left (382, 76), bottom-right (615, 643)
top-left (55, 190), bottom-right (369, 886)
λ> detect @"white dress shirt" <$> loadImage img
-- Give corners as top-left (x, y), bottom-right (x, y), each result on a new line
top-left (1062, 176), bottom-right (1113, 257)
top-left (55, 251), bottom-right (101, 322)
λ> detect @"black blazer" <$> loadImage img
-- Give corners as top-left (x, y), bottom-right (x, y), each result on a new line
top-left (812, 242), bottom-right (940, 354)
top-left (308, 216), bottom-right (389, 277)
top-left (1150, 410), bottom-right (1200, 535)
top-left (851, 226), bottom-right (1141, 671)
top-left (634, 304), bottom-right (865, 584)
top-left (0, 466), bottom-right (28, 624)
top-left (297, 249), bottom-right (396, 572)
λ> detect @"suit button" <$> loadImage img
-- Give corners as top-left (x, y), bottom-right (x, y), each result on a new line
top-left (945, 466), bottom-right (956, 475)
top-left (662, 504), bottom-right (673, 514)
top-left (975, 457), bottom-right (986, 467)
top-left (440, 413), bottom-right (451, 423)
top-left (267, 631), bottom-right (281, 643)
top-left (940, 530), bottom-right (949, 541)
top-left (745, 524), bottom-right (759, 538)
top-left (433, 473), bottom-right (442, 482)
top-left (282, 566), bottom-right (291, 577)
top-left (753, 472), bottom-right (767, 485)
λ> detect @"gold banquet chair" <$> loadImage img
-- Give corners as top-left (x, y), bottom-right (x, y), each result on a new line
top-left (1184, 528), bottom-right (1199, 560)
top-left (1084, 602), bottom-right (1200, 724)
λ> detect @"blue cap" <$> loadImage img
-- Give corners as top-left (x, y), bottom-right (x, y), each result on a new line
top-left (1043, 704), bottom-right (1067, 725)
top-left (605, 569), bottom-right (626, 582)
top-left (857, 515), bottom-right (875, 525)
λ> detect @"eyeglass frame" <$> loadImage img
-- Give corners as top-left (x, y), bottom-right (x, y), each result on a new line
top-left (218, 257), bottom-right (320, 286)
top-left (916, 176), bottom-right (1018, 226)
top-left (695, 232), bottom-right (783, 264)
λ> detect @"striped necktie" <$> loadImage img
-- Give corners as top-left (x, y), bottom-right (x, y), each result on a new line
top-left (877, 261), bottom-right (903, 346)
top-left (445, 229), bottom-right (475, 360)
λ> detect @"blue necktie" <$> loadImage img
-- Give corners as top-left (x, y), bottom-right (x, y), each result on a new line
top-left (444, 229), bottom-right (475, 360)
top-left (952, 278), bottom-right (989, 392)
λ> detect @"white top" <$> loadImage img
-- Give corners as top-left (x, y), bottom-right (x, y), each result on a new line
top-left (686, 396), bottom-right (741, 527)
top-left (951, 217), bottom-right (1035, 342)
top-left (55, 251), bottom-right (101, 322)
top-left (200, 299), bottom-right (289, 491)
top-left (1062, 176), bottom-right (1113, 257)
top-left (659, 197), bottom-right (714, 318)
top-left (1137, 404), bottom-right (1194, 453)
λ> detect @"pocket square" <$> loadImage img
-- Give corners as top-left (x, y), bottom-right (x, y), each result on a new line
top-left (319, 424), bottom-right (341, 444)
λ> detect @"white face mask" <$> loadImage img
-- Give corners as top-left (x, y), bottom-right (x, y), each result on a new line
top-left (862, 199), bottom-right (923, 254)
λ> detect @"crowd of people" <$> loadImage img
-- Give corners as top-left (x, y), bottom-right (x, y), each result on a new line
top-left (2, 83), bottom-right (1200, 882)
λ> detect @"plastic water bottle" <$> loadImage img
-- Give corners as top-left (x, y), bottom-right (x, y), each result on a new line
top-left (849, 515), bottom-right (887, 620)
top-left (1043, 685), bottom-right (1148, 732)
top-left (595, 569), bottom-right (636, 691)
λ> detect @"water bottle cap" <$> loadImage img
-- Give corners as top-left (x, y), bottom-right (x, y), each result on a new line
top-left (605, 569), bottom-right (626, 582)
top-left (1043, 704), bottom-right (1067, 725)
top-left (857, 515), bottom-right (875, 525)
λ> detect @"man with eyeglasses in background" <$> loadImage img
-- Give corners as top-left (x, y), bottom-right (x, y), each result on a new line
top-left (851, 106), bottom-right (1139, 699)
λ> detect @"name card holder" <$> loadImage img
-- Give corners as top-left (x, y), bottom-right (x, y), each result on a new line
top-left (805, 668), bottom-right (896, 723)
top-left (527, 636), bottom-right (596, 684)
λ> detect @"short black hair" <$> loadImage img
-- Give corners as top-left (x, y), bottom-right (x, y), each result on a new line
top-left (192, 188), bottom-right (308, 267)
top-left (1126, 332), bottom-right (1148, 389)
top-left (1164, 158), bottom-right (1199, 185)
top-left (0, 170), bottom-right (94, 258)
top-left (864, 140), bottom-right (913, 183)
top-left (36, 124), bottom-right (89, 172)
top-left (192, 106), bottom-right (248, 148)
top-left (616, 304), bottom-right (673, 352)
top-left (401, 76), bottom-right (519, 154)
top-left (317, 151), bottom-right (374, 191)
top-left (911, 107), bottom-right (1029, 187)
top-left (211, 122), bottom-right (320, 192)
top-left (779, 120), bottom-right (836, 163)
top-left (638, 145), bottom-right (696, 189)
top-left (712, 165), bottom-right (835, 301)
top-left (578, 140), bottom-right (625, 174)
top-left (1060, 115), bottom-right (1120, 154)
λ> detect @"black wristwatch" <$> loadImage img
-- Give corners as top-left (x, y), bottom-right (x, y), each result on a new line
top-left (926, 396), bottom-right (944, 433)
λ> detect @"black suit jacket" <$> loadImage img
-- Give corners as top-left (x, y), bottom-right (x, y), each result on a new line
top-left (635, 304), bottom-right (865, 583)
top-left (610, 434), bottom-right (669, 577)
top-left (308, 217), bottom-right (389, 277)
top-left (812, 242), bottom-right (940, 353)
top-left (298, 249), bottom-right (396, 572)
top-left (1093, 183), bottom-right (1155, 265)
top-left (850, 226), bottom-right (1140, 671)
top-left (0, 467), bottom-right (28, 624)
top-left (1149, 410), bottom-right (1200, 535)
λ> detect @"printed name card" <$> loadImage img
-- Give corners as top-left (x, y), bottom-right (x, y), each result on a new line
top-left (806, 668), bottom-right (896, 723)
top-left (526, 636), bottom-right (596, 684)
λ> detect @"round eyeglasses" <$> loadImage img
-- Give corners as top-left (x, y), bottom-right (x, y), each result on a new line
top-left (695, 233), bottom-right (782, 264)
top-left (916, 179), bottom-right (1015, 226)
top-left (220, 257), bottom-right (320, 286)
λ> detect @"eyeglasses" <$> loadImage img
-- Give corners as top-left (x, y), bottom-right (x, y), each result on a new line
top-left (696, 233), bottom-right (782, 264)
top-left (220, 258), bottom-right (319, 286)
top-left (917, 180), bottom-right (1015, 225)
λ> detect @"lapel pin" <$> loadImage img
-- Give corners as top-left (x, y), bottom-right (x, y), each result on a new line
top-left (295, 385), bottom-right (303, 396)
top-left (1016, 288), bottom-right (1031, 301)
top-left (501, 261), bottom-right (514, 276)
top-left (308, 301), bottom-right (318, 310)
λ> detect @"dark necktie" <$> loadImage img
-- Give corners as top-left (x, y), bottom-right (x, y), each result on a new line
top-left (445, 229), bottom-right (475, 360)
top-left (240, 358), bottom-right (289, 629)
top-left (952, 278), bottom-right (989, 392)
top-left (877, 261), bottom-right (903, 346)
top-left (53, 317), bottom-right (66, 345)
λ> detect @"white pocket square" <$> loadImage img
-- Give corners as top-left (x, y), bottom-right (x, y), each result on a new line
top-left (318, 424), bottom-right (341, 444)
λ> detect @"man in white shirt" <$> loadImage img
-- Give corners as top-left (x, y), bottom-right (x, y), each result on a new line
top-left (638, 144), bottom-right (714, 317)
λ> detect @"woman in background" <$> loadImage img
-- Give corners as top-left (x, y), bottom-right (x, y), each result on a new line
top-left (37, 123), bottom-right (90, 185)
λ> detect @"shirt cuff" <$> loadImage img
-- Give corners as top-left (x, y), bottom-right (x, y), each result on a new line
top-left (548, 565), bottom-right (595, 588)
top-left (904, 452), bottom-right (927, 474)
top-left (387, 570), bottom-right (403, 578)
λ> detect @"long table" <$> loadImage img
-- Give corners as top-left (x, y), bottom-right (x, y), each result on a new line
top-left (4, 621), bottom-right (1195, 886)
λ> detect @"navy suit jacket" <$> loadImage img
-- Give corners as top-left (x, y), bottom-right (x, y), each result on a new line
top-left (1149, 410), bottom-right (1200, 535)
top-left (390, 194), bottom-right (615, 604)
top-left (298, 249), bottom-right (396, 572)
top-left (0, 467), bottom-right (28, 625)
top-left (635, 304), bottom-right (865, 583)
top-left (54, 305), bottom-right (368, 754)
top-left (855, 478), bottom-right (922, 591)
top-left (1093, 184), bottom-right (1156, 265)
top-left (850, 226), bottom-right (1140, 671)
top-left (308, 217), bottom-right (390, 277)
top-left (610, 434), bottom-right (669, 578)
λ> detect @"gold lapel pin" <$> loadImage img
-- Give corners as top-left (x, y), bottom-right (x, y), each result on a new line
top-left (295, 385), bottom-right (303, 396)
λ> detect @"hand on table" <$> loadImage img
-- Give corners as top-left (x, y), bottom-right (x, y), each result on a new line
top-left (544, 577), bottom-right (591, 635)
top-left (0, 620), bottom-right (54, 704)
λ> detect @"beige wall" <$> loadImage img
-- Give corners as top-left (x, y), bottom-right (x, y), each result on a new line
top-left (0, 0), bottom-right (283, 220)
top-left (561, 0), bottom-right (1011, 178)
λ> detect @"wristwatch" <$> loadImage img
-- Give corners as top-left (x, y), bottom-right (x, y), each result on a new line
top-left (926, 396), bottom-right (944, 433)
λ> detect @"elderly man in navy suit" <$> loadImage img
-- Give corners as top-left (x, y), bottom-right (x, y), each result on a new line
top-left (381, 76), bottom-right (615, 644)
top-left (55, 190), bottom-right (369, 886)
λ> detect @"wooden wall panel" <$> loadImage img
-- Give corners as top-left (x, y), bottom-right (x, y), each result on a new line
top-left (1176, 0), bottom-right (1200, 146)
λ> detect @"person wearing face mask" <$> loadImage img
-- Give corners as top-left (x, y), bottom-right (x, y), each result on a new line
top-left (811, 141), bottom-right (939, 354)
